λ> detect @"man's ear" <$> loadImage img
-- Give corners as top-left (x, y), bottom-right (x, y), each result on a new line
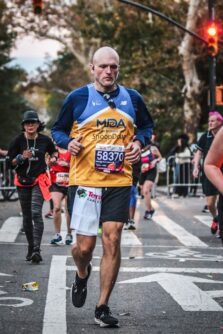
top-left (90, 63), bottom-right (94, 71)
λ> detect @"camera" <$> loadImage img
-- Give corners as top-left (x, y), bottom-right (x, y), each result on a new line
top-left (29, 147), bottom-right (39, 161)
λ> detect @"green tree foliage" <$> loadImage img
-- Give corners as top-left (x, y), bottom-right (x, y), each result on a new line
top-left (42, 52), bottom-right (89, 128)
top-left (42, 0), bottom-right (189, 153)
top-left (7, 0), bottom-right (223, 153)
top-left (0, 0), bottom-right (29, 148)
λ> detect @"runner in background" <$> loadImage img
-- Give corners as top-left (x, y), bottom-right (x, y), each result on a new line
top-left (139, 143), bottom-right (162, 220)
top-left (8, 110), bottom-right (56, 263)
top-left (193, 111), bottom-right (223, 236)
top-left (124, 159), bottom-right (141, 230)
top-left (48, 146), bottom-right (72, 245)
top-left (204, 126), bottom-right (223, 244)
top-left (45, 199), bottom-right (54, 219)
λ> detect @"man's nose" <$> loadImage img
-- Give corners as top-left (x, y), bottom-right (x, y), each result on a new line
top-left (105, 66), bottom-right (112, 73)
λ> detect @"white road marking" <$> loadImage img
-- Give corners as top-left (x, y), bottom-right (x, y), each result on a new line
top-left (0, 297), bottom-right (33, 307)
top-left (145, 248), bottom-right (223, 262)
top-left (0, 281), bottom-right (33, 307)
top-left (92, 255), bottom-right (144, 260)
top-left (153, 215), bottom-right (208, 248)
top-left (66, 265), bottom-right (223, 274)
top-left (0, 217), bottom-right (22, 242)
top-left (43, 256), bottom-right (67, 334)
top-left (2, 241), bottom-right (222, 250)
top-left (206, 290), bottom-right (223, 298)
top-left (121, 200), bottom-right (143, 256)
top-left (121, 230), bottom-right (142, 246)
top-left (194, 215), bottom-right (212, 228)
top-left (44, 256), bottom-right (223, 333)
top-left (119, 273), bottom-right (223, 311)
top-left (0, 273), bottom-right (12, 276)
top-left (60, 213), bottom-right (67, 244)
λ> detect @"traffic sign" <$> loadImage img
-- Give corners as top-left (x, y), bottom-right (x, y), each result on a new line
top-left (216, 86), bottom-right (223, 105)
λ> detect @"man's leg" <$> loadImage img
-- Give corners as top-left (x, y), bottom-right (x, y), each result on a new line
top-left (72, 235), bottom-right (96, 278)
top-left (217, 194), bottom-right (223, 242)
top-left (51, 191), bottom-right (64, 233)
top-left (71, 234), bottom-right (96, 308)
top-left (64, 197), bottom-right (73, 245)
top-left (207, 195), bottom-right (219, 234)
top-left (97, 221), bottom-right (123, 306)
top-left (94, 186), bottom-right (130, 327)
top-left (207, 195), bottom-right (218, 218)
top-left (143, 179), bottom-right (155, 219)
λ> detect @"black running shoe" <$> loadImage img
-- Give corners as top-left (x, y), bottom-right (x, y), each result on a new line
top-left (31, 247), bottom-right (43, 264)
top-left (20, 227), bottom-right (25, 234)
top-left (202, 205), bottom-right (209, 213)
top-left (26, 246), bottom-right (33, 261)
top-left (95, 304), bottom-right (119, 328)
top-left (71, 263), bottom-right (92, 308)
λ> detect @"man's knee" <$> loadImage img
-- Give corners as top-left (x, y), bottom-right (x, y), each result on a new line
top-left (53, 207), bottom-right (61, 214)
top-left (143, 183), bottom-right (153, 194)
top-left (207, 195), bottom-right (216, 205)
top-left (72, 237), bottom-right (95, 257)
top-left (102, 224), bottom-right (122, 253)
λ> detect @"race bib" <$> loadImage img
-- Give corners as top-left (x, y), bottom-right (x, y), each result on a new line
top-left (55, 172), bottom-right (69, 186)
top-left (95, 144), bottom-right (125, 173)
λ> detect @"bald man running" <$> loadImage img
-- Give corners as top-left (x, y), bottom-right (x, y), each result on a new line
top-left (52, 46), bottom-right (154, 328)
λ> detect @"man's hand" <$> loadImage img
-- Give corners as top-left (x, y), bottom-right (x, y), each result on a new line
top-left (68, 136), bottom-right (83, 156)
top-left (125, 141), bottom-right (141, 163)
top-left (192, 166), bottom-right (199, 178)
top-left (150, 158), bottom-right (159, 169)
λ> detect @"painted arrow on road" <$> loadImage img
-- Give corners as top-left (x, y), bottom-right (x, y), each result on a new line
top-left (119, 273), bottom-right (223, 311)
top-left (0, 273), bottom-right (12, 277)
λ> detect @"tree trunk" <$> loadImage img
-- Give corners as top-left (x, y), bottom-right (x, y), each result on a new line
top-left (178, 0), bottom-right (206, 138)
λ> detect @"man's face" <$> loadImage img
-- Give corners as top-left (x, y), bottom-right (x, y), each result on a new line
top-left (91, 54), bottom-right (119, 92)
top-left (208, 116), bottom-right (222, 131)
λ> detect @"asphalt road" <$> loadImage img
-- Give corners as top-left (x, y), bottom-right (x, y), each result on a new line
top-left (0, 190), bottom-right (223, 334)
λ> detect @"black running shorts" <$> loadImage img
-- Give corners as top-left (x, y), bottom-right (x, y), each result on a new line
top-left (139, 167), bottom-right (157, 185)
top-left (202, 174), bottom-right (218, 196)
top-left (49, 183), bottom-right (68, 196)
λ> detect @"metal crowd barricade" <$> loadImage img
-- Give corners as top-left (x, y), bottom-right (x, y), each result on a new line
top-left (0, 157), bottom-right (17, 201)
top-left (166, 155), bottom-right (203, 197)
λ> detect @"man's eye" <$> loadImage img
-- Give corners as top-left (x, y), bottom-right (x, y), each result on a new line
top-left (110, 65), bottom-right (118, 69)
top-left (99, 65), bottom-right (118, 70)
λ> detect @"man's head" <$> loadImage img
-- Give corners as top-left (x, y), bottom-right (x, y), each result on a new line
top-left (208, 111), bottom-right (223, 132)
top-left (90, 46), bottom-right (119, 93)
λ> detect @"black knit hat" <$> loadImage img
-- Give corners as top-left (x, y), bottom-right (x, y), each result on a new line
top-left (21, 110), bottom-right (40, 124)
top-left (178, 133), bottom-right (189, 142)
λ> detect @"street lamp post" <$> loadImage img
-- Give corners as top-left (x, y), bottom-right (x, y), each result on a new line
top-left (208, 0), bottom-right (216, 111)
top-left (118, 0), bottom-right (220, 112)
